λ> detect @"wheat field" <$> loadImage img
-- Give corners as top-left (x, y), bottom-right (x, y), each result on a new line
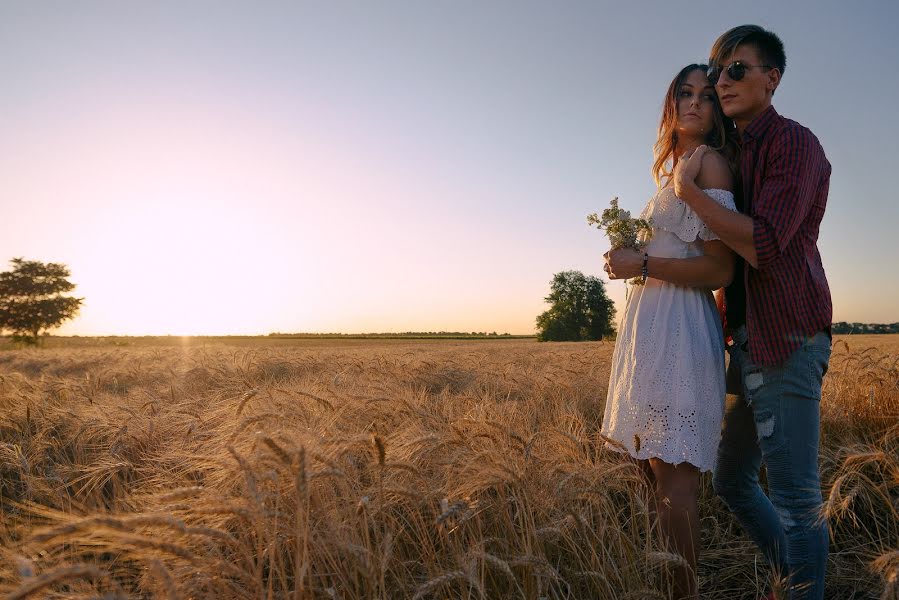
top-left (0, 335), bottom-right (896, 599)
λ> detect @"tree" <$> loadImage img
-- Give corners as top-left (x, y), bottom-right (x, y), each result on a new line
top-left (0, 258), bottom-right (83, 344)
top-left (536, 270), bottom-right (616, 341)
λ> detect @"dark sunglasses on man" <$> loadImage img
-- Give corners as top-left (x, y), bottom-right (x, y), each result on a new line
top-left (707, 61), bottom-right (776, 85)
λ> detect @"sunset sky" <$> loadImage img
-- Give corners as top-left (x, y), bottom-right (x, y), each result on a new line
top-left (2, 1), bottom-right (896, 335)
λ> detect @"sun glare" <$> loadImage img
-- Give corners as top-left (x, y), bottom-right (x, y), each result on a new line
top-left (63, 195), bottom-right (305, 336)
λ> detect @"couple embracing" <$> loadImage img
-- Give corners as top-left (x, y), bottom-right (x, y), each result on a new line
top-left (601, 25), bottom-right (832, 600)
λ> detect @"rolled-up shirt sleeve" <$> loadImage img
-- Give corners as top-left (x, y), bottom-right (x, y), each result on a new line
top-left (752, 128), bottom-right (825, 269)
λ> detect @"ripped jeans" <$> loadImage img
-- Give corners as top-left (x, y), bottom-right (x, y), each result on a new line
top-left (713, 325), bottom-right (831, 600)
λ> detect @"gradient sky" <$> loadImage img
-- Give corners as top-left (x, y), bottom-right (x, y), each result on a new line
top-left (1, 1), bottom-right (896, 335)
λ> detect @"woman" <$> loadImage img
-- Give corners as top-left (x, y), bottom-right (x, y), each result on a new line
top-left (601, 64), bottom-right (740, 600)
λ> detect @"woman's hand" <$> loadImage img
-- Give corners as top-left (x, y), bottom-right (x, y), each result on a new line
top-left (673, 144), bottom-right (707, 200)
top-left (603, 247), bottom-right (643, 280)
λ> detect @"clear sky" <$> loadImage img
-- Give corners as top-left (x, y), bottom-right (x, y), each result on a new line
top-left (1, 1), bottom-right (896, 335)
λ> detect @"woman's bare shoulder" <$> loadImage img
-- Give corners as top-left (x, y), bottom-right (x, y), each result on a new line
top-left (696, 149), bottom-right (733, 191)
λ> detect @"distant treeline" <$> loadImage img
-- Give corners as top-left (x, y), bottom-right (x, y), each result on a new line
top-left (269, 325), bottom-right (898, 338)
top-left (832, 322), bottom-right (899, 334)
top-left (267, 331), bottom-right (532, 339)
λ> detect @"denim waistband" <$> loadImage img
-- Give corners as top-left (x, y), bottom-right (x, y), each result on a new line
top-left (728, 324), bottom-right (831, 352)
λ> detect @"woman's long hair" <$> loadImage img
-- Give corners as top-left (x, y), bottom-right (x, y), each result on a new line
top-left (652, 64), bottom-right (740, 188)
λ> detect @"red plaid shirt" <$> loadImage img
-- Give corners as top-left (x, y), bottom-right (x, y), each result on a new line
top-left (741, 105), bottom-right (832, 366)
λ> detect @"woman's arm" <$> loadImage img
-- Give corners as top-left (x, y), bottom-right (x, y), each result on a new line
top-left (605, 241), bottom-right (734, 289)
top-left (646, 240), bottom-right (734, 288)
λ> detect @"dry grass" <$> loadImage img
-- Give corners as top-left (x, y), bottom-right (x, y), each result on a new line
top-left (0, 335), bottom-right (896, 599)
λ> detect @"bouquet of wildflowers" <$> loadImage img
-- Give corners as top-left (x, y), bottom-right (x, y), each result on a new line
top-left (587, 197), bottom-right (653, 285)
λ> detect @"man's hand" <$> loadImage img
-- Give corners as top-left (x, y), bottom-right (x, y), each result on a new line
top-left (603, 247), bottom-right (643, 280)
top-left (673, 144), bottom-right (707, 201)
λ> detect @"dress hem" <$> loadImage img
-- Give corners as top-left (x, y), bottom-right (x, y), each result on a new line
top-left (602, 440), bottom-right (715, 473)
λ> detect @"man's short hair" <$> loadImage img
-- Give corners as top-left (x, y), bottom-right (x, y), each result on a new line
top-left (710, 25), bottom-right (786, 76)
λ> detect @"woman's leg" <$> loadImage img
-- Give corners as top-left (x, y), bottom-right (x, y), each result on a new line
top-left (649, 458), bottom-right (700, 600)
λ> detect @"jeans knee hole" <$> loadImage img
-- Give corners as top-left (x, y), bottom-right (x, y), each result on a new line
top-left (757, 415), bottom-right (775, 440)
top-left (745, 371), bottom-right (764, 391)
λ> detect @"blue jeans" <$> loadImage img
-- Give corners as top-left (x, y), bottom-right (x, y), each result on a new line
top-left (713, 325), bottom-right (831, 600)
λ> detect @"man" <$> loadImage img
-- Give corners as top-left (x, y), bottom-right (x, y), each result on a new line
top-left (674, 25), bottom-right (832, 600)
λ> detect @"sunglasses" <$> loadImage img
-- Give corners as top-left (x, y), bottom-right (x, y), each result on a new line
top-left (707, 61), bottom-right (775, 85)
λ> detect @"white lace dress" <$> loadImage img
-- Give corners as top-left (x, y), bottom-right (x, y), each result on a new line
top-left (600, 187), bottom-right (736, 472)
